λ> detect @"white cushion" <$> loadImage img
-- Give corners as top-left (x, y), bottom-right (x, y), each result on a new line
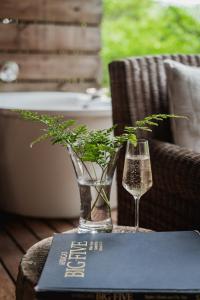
top-left (164, 59), bottom-right (200, 152)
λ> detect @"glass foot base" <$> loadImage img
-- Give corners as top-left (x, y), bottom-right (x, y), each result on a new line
top-left (78, 217), bottom-right (113, 233)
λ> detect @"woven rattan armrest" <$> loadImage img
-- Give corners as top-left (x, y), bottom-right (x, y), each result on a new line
top-left (118, 139), bottom-right (200, 231)
top-left (150, 139), bottom-right (200, 199)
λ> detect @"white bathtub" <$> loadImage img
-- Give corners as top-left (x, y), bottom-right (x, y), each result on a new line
top-left (0, 92), bottom-right (117, 218)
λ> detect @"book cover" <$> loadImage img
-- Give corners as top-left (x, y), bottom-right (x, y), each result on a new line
top-left (35, 231), bottom-right (200, 300)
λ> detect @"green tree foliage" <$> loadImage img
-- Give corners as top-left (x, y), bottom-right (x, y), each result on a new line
top-left (102, 0), bottom-right (200, 85)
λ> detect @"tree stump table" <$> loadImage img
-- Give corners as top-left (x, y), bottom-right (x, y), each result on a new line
top-left (16, 225), bottom-right (151, 300)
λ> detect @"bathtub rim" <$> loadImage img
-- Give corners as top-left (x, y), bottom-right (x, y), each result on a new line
top-left (0, 91), bottom-right (112, 117)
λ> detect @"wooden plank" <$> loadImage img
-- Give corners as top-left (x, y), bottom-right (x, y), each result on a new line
top-left (23, 219), bottom-right (56, 240)
top-left (0, 81), bottom-right (98, 92)
top-left (0, 0), bottom-right (102, 25)
top-left (0, 228), bottom-right (23, 281)
top-left (4, 220), bottom-right (39, 253)
top-left (0, 53), bottom-right (101, 81)
top-left (0, 24), bottom-right (101, 52)
top-left (0, 262), bottom-right (15, 300)
top-left (46, 219), bottom-right (74, 233)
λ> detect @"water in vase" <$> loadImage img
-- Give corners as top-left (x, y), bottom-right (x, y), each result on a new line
top-left (78, 177), bottom-right (113, 233)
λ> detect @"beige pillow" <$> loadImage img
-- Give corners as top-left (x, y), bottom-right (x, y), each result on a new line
top-left (164, 59), bottom-right (200, 152)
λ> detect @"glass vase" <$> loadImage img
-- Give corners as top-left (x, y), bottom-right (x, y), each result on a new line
top-left (68, 146), bottom-right (120, 233)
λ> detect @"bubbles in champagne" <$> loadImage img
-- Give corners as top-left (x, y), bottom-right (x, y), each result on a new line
top-left (122, 155), bottom-right (152, 198)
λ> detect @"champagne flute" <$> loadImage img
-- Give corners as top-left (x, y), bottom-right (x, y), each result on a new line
top-left (122, 139), bottom-right (153, 232)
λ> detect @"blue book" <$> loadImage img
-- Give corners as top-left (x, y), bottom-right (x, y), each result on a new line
top-left (35, 231), bottom-right (200, 300)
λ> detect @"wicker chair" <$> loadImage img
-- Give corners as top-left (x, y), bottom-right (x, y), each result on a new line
top-left (109, 54), bottom-right (200, 231)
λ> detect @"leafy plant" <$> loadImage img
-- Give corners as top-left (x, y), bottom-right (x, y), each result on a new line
top-left (16, 110), bottom-right (183, 168)
top-left (16, 110), bottom-right (184, 221)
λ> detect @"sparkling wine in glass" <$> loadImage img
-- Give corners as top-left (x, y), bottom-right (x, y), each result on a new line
top-left (122, 139), bottom-right (153, 232)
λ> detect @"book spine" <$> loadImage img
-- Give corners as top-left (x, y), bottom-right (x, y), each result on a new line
top-left (37, 292), bottom-right (200, 300)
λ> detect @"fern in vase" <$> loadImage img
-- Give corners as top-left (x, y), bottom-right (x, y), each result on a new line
top-left (16, 111), bottom-right (183, 233)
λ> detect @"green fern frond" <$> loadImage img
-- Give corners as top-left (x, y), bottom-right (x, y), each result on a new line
top-left (126, 113), bottom-right (187, 145)
top-left (127, 134), bottom-right (137, 146)
top-left (15, 110), bottom-right (187, 168)
top-left (30, 133), bottom-right (50, 148)
top-left (135, 114), bottom-right (186, 130)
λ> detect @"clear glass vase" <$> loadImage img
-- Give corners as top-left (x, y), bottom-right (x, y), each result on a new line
top-left (68, 146), bottom-right (120, 233)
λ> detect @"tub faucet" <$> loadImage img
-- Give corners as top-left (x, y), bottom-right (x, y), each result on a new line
top-left (83, 87), bottom-right (110, 109)
top-left (86, 87), bottom-right (109, 99)
top-left (0, 61), bottom-right (19, 82)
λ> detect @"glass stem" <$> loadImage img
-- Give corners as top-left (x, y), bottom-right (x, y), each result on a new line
top-left (134, 196), bottom-right (140, 232)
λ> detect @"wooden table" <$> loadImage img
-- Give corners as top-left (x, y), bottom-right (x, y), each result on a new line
top-left (16, 225), bottom-right (151, 300)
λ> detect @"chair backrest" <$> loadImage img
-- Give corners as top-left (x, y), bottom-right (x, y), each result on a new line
top-left (109, 54), bottom-right (200, 142)
top-left (109, 54), bottom-right (200, 225)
